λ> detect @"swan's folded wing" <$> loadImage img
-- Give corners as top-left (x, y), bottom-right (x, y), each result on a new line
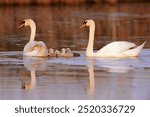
top-left (122, 41), bottom-right (146, 56)
top-left (97, 41), bottom-right (136, 55)
top-left (28, 41), bottom-right (46, 52)
top-left (24, 41), bottom-right (48, 57)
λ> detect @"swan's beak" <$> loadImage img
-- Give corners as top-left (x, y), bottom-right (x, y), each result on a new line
top-left (18, 20), bottom-right (26, 29)
top-left (80, 24), bottom-right (86, 29)
top-left (18, 24), bottom-right (25, 28)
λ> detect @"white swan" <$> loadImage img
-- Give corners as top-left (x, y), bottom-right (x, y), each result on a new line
top-left (49, 48), bottom-right (57, 57)
top-left (66, 48), bottom-right (80, 57)
top-left (55, 50), bottom-right (61, 57)
top-left (80, 19), bottom-right (146, 58)
top-left (19, 19), bottom-right (48, 57)
top-left (66, 48), bottom-right (74, 57)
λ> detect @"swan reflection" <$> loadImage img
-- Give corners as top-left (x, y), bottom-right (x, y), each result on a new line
top-left (94, 57), bottom-right (140, 73)
top-left (87, 57), bottom-right (95, 96)
top-left (22, 57), bottom-right (47, 90)
top-left (21, 70), bottom-right (36, 90)
top-left (86, 56), bottom-right (141, 97)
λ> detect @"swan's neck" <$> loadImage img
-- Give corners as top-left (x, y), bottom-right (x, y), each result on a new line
top-left (30, 70), bottom-right (36, 89)
top-left (29, 22), bottom-right (36, 42)
top-left (86, 24), bottom-right (95, 56)
top-left (31, 70), bottom-right (36, 80)
top-left (87, 59), bottom-right (95, 96)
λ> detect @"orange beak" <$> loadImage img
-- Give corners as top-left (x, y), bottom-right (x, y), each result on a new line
top-left (18, 24), bottom-right (25, 29)
top-left (18, 21), bottom-right (25, 29)
top-left (80, 24), bottom-right (86, 29)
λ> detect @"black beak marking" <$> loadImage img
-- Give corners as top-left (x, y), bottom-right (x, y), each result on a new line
top-left (83, 21), bottom-right (87, 25)
top-left (18, 20), bottom-right (25, 28)
top-left (21, 21), bottom-right (25, 24)
top-left (21, 21), bottom-right (25, 25)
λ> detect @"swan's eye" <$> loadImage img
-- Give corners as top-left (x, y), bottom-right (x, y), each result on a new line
top-left (21, 21), bottom-right (25, 25)
top-left (18, 20), bottom-right (26, 28)
top-left (83, 21), bottom-right (87, 25)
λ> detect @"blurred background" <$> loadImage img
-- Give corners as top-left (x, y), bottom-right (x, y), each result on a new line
top-left (0, 0), bottom-right (150, 52)
top-left (0, 0), bottom-right (149, 5)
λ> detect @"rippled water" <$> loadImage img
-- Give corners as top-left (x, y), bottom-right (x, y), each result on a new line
top-left (0, 3), bottom-right (150, 99)
top-left (0, 50), bottom-right (150, 100)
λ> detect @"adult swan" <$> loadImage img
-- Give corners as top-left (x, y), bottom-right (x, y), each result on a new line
top-left (80, 19), bottom-right (146, 58)
top-left (19, 19), bottom-right (48, 57)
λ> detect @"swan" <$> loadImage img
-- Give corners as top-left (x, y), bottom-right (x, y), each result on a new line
top-left (49, 48), bottom-right (80, 57)
top-left (57, 48), bottom-right (73, 57)
top-left (55, 50), bottom-right (61, 57)
top-left (19, 19), bottom-right (48, 57)
top-left (80, 19), bottom-right (146, 58)
top-left (52, 48), bottom-right (67, 57)
top-left (49, 48), bottom-right (56, 57)
top-left (60, 48), bottom-right (66, 56)
top-left (58, 48), bottom-right (80, 57)
top-left (66, 48), bottom-right (80, 57)
top-left (66, 48), bottom-right (74, 57)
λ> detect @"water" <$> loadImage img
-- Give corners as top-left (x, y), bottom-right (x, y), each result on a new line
top-left (0, 3), bottom-right (150, 100)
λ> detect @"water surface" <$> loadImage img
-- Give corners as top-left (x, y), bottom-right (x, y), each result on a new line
top-left (0, 50), bottom-right (150, 100)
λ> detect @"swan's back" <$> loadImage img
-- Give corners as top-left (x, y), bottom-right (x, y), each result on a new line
top-left (96, 41), bottom-right (146, 57)
top-left (19, 19), bottom-right (48, 57)
top-left (97, 41), bottom-right (136, 55)
top-left (23, 41), bottom-right (48, 57)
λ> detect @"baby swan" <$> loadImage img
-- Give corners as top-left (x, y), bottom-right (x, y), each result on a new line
top-left (48, 48), bottom-right (80, 57)
top-left (48, 48), bottom-right (61, 57)
top-left (59, 48), bottom-right (80, 57)
top-left (48, 48), bottom-right (56, 57)
top-left (59, 48), bottom-right (66, 57)
top-left (19, 19), bottom-right (48, 57)
top-left (66, 48), bottom-right (80, 57)
top-left (55, 50), bottom-right (61, 57)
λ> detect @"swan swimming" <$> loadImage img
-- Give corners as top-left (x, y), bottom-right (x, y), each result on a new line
top-left (48, 48), bottom-right (62, 57)
top-left (59, 48), bottom-right (77, 57)
top-left (49, 48), bottom-right (57, 57)
top-left (59, 48), bottom-right (66, 57)
top-left (48, 48), bottom-right (80, 57)
top-left (55, 50), bottom-right (61, 57)
top-left (19, 19), bottom-right (48, 57)
top-left (80, 19), bottom-right (146, 58)
top-left (66, 48), bottom-right (80, 57)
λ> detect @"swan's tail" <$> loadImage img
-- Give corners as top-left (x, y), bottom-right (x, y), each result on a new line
top-left (122, 41), bottom-right (146, 57)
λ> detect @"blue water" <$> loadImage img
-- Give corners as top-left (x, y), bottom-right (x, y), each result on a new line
top-left (0, 49), bottom-right (150, 100)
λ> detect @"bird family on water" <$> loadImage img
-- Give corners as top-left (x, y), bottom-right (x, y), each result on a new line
top-left (19, 19), bottom-right (146, 58)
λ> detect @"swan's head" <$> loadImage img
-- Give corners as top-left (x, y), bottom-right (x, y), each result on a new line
top-left (80, 19), bottom-right (95, 28)
top-left (19, 19), bottom-right (34, 28)
top-left (66, 48), bottom-right (72, 53)
top-left (61, 48), bottom-right (66, 54)
top-left (55, 50), bottom-right (60, 54)
top-left (49, 48), bottom-right (54, 53)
